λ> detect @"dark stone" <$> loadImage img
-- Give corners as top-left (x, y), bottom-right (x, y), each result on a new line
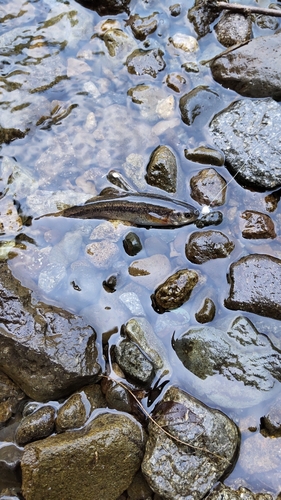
top-left (126, 13), bottom-right (158, 41)
top-left (214, 12), bottom-right (252, 47)
top-left (15, 406), bottom-right (56, 446)
top-left (186, 230), bottom-right (235, 264)
top-left (225, 254), bottom-right (281, 320)
top-left (0, 262), bottom-right (100, 401)
top-left (210, 32), bottom-right (281, 99)
top-left (265, 189), bottom-right (281, 212)
top-left (102, 274), bottom-right (117, 293)
top-left (75, 0), bottom-right (130, 16)
top-left (123, 232), bottom-right (142, 256)
top-left (195, 297), bottom-right (216, 323)
top-left (114, 340), bottom-right (155, 384)
top-left (142, 386), bottom-right (239, 499)
top-left (0, 127), bottom-right (26, 145)
top-left (169, 3), bottom-right (181, 16)
top-left (260, 397), bottom-right (281, 437)
top-left (240, 210), bottom-right (276, 239)
top-left (0, 371), bottom-right (25, 426)
top-left (166, 73), bottom-right (186, 93)
top-left (151, 269), bottom-right (198, 313)
top-left (146, 145), bottom-right (177, 193)
top-left (209, 98), bottom-right (281, 189)
top-left (184, 146), bottom-right (224, 166)
top-left (179, 86), bottom-right (220, 126)
top-left (102, 377), bottom-right (133, 413)
top-left (195, 211), bottom-right (223, 228)
top-left (190, 168), bottom-right (227, 207)
top-left (126, 49), bottom-right (166, 78)
top-left (56, 393), bottom-right (87, 433)
top-left (188, 0), bottom-right (221, 38)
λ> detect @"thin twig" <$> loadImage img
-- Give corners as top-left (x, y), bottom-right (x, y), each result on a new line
top-left (214, 1), bottom-right (281, 17)
top-left (100, 374), bottom-right (231, 464)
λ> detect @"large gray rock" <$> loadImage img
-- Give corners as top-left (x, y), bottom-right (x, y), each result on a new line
top-left (209, 98), bottom-right (281, 189)
top-left (0, 262), bottom-right (100, 401)
top-left (225, 254), bottom-right (281, 320)
top-left (21, 412), bottom-right (145, 500)
top-left (210, 32), bottom-right (281, 99)
top-left (174, 316), bottom-right (281, 407)
top-left (142, 386), bottom-right (239, 500)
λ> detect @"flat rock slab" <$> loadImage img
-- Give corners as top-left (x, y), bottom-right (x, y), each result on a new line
top-left (0, 262), bottom-right (100, 401)
top-left (210, 32), bottom-right (281, 99)
top-left (225, 254), bottom-right (281, 320)
top-left (142, 386), bottom-right (239, 500)
top-left (22, 412), bottom-right (145, 500)
top-left (209, 98), bottom-right (281, 189)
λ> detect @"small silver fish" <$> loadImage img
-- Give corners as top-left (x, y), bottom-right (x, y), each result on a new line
top-left (37, 192), bottom-right (199, 229)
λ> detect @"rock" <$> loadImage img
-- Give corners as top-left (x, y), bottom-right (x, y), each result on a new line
top-left (206, 484), bottom-right (273, 500)
top-left (127, 470), bottom-right (153, 500)
top-left (168, 33), bottom-right (199, 53)
top-left (151, 269), bottom-right (198, 313)
top-left (142, 386), bottom-right (239, 500)
top-left (102, 376), bottom-right (133, 413)
top-left (0, 444), bottom-right (22, 492)
top-left (75, 0), bottom-right (131, 16)
top-left (128, 254), bottom-right (171, 289)
top-left (85, 240), bottom-right (119, 269)
top-left (260, 396), bottom-right (281, 437)
top-left (184, 146), bottom-right (224, 166)
top-left (190, 168), bottom-right (227, 206)
top-left (179, 86), bottom-right (220, 126)
top-left (0, 127), bottom-right (26, 145)
top-left (114, 340), bottom-right (155, 385)
top-left (210, 32), bottom-right (281, 99)
top-left (15, 406), bottom-right (56, 446)
top-left (239, 431), bottom-right (281, 480)
top-left (0, 197), bottom-right (22, 236)
top-left (21, 412), bottom-right (145, 500)
top-left (188, 0), bottom-right (221, 38)
top-left (126, 49), bottom-right (166, 78)
top-left (174, 316), bottom-right (281, 407)
top-left (185, 230), bottom-right (234, 264)
top-left (0, 262), bottom-right (100, 401)
top-left (127, 85), bottom-right (174, 120)
top-left (81, 383), bottom-right (107, 411)
top-left (56, 393), bottom-right (88, 433)
top-left (255, 11), bottom-right (279, 30)
top-left (123, 232), bottom-right (143, 256)
top-left (166, 73), bottom-right (186, 93)
top-left (214, 12), bottom-right (252, 47)
top-left (102, 274), bottom-right (117, 293)
top-left (225, 254), bottom-right (281, 320)
top-left (0, 372), bottom-right (25, 426)
top-left (264, 188), bottom-right (281, 212)
top-left (119, 291), bottom-right (145, 316)
top-left (240, 210), bottom-right (276, 239)
top-left (145, 145), bottom-right (177, 193)
top-left (122, 153), bottom-right (147, 190)
top-left (210, 98), bottom-right (281, 189)
top-left (103, 28), bottom-right (137, 58)
top-left (195, 297), bottom-right (216, 323)
top-left (195, 211), bottom-right (223, 228)
top-left (169, 3), bottom-right (181, 16)
top-left (126, 12), bottom-right (158, 41)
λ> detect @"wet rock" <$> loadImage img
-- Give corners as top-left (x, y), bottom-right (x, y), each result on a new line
top-left (119, 291), bottom-right (145, 316)
top-left (146, 145), bottom-right (177, 193)
top-left (122, 153), bottom-right (147, 190)
top-left (142, 386), bottom-right (239, 499)
top-left (81, 383), bottom-right (107, 411)
top-left (225, 254), bottom-right (281, 320)
top-left (180, 86), bottom-right (220, 126)
top-left (15, 406), bottom-right (56, 446)
top-left (214, 12), bottom-right (252, 47)
top-left (102, 377), bottom-right (133, 413)
top-left (206, 484), bottom-right (273, 500)
top-left (0, 127), bottom-right (26, 145)
top-left (174, 316), bottom-right (281, 407)
top-left (151, 269), bottom-right (198, 313)
top-left (114, 340), bottom-right (155, 385)
top-left (210, 98), bottom-right (281, 189)
top-left (0, 198), bottom-right (22, 236)
top-left (123, 232), bottom-right (142, 256)
top-left (0, 444), bottom-right (22, 492)
top-left (255, 12), bottom-right (279, 30)
top-left (103, 28), bottom-right (137, 58)
top-left (0, 372), bottom-right (25, 426)
top-left (126, 49), bottom-right (166, 78)
top-left (169, 3), bottom-right (181, 16)
top-left (195, 297), bottom-right (216, 323)
top-left (260, 396), bottom-right (281, 437)
top-left (56, 393), bottom-right (88, 433)
top-left (186, 230), bottom-right (234, 264)
top-left (264, 188), bottom-right (281, 212)
top-left (0, 262), bottom-right (100, 401)
top-left (184, 146), bottom-right (224, 166)
top-left (128, 254), bottom-right (171, 289)
top-left (240, 210), bottom-right (276, 239)
top-left (168, 33), bottom-right (199, 53)
top-left (166, 73), bottom-right (186, 93)
top-left (103, 274), bottom-right (117, 293)
top-left (127, 470), bottom-right (153, 500)
top-left (126, 13), bottom-right (158, 41)
top-left (85, 240), bottom-right (119, 269)
top-left (195, 211), bottom-right (223, 228)
top-left (210, 32), bottom-right (281, 99)
top-left (190, 168), bottom-right (227, 207)
top-left (75, 0), bottom-right (130, 16)
top-left (21, 412), bottom-right (145, 500)
top-left (188, 0), bottom-right (221, 38)
top-left (128, 85), bottom-right (174, 120)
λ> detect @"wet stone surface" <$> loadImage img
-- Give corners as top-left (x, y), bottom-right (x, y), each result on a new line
top-left (190, 168), bottom-right (227, 207)
top-left (214, 12), bottom-right (252, 47)
top-left (146, 145), bottom-right (177, 193)
top-left (114, 339), bottom-right (155, 385)
top-left (151, 269), bottom-right (199, 313)
top-left (240, 210), bottom-right (276, 239)
top-left (126, 49), bottom-right (166, 78)
top-left (179, 86), bottom-right (221, 127)
top-left (56, 393), bottom-right (88, 433)
top-left (184, 146), bottom-right (224, 166)
top-left (195, 297), bottom-right (216, 323)
top-left (185, 230), bottom-right (235, 264)
top-left (15, 406), bottom-right (56, 446)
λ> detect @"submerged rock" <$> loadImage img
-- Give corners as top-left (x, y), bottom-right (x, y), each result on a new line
top-left (142, 386), bottom-right (239, 500)
top-left (179, 86), bottom-right (220, 126)
top-left (126, 49), bottom-right (166, 78)
top-left (214, 12), bottom-right (252, 47)
top-left (190, 168), bottom-right (227, 206)
top-left (0, 262), bottom-right (100, 401)
top-left (240, 210), bottom-right (276, 239)
top-left (185, 230), bottom-right (234, 264)
top-left (126, 12), bottom-right (158, 41)
top-left (174, 316), bottom-right (281, 407)
top-left (123, 232), bottom-right (142, 256)
top-left (211, 32), bottom-right (281, 99)
top-left (195, 211), bottom-right (223, 228)
top-left (75, 0), bottom-right (131, 16)
top-left (209, 98), bottom-right (281, 189)
top-left (21, 412), bottom-right (145, 500)
top-left (151, 269), bottom-right (198, 313)
top-left (188, 0), bottom-right (221, 38)
top-left (146, 145), bottom-right (177, 193)
top-left (225, 254), bottom-right (281, 320)
top-left (206, 484), bottom-right (273, 500)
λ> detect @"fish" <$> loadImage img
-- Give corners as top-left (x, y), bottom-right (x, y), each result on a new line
top-left (36, 191), bottom-right (199, 229)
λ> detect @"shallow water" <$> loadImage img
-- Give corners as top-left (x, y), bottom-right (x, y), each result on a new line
top-left (1, 0), bottom-right (281, 495)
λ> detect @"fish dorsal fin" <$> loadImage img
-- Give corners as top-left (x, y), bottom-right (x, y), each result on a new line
top-left (85, 187), bottom-right (127, 204)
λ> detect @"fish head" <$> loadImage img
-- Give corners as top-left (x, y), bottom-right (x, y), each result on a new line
top-left (170, 206), bottom-right (200, 226)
